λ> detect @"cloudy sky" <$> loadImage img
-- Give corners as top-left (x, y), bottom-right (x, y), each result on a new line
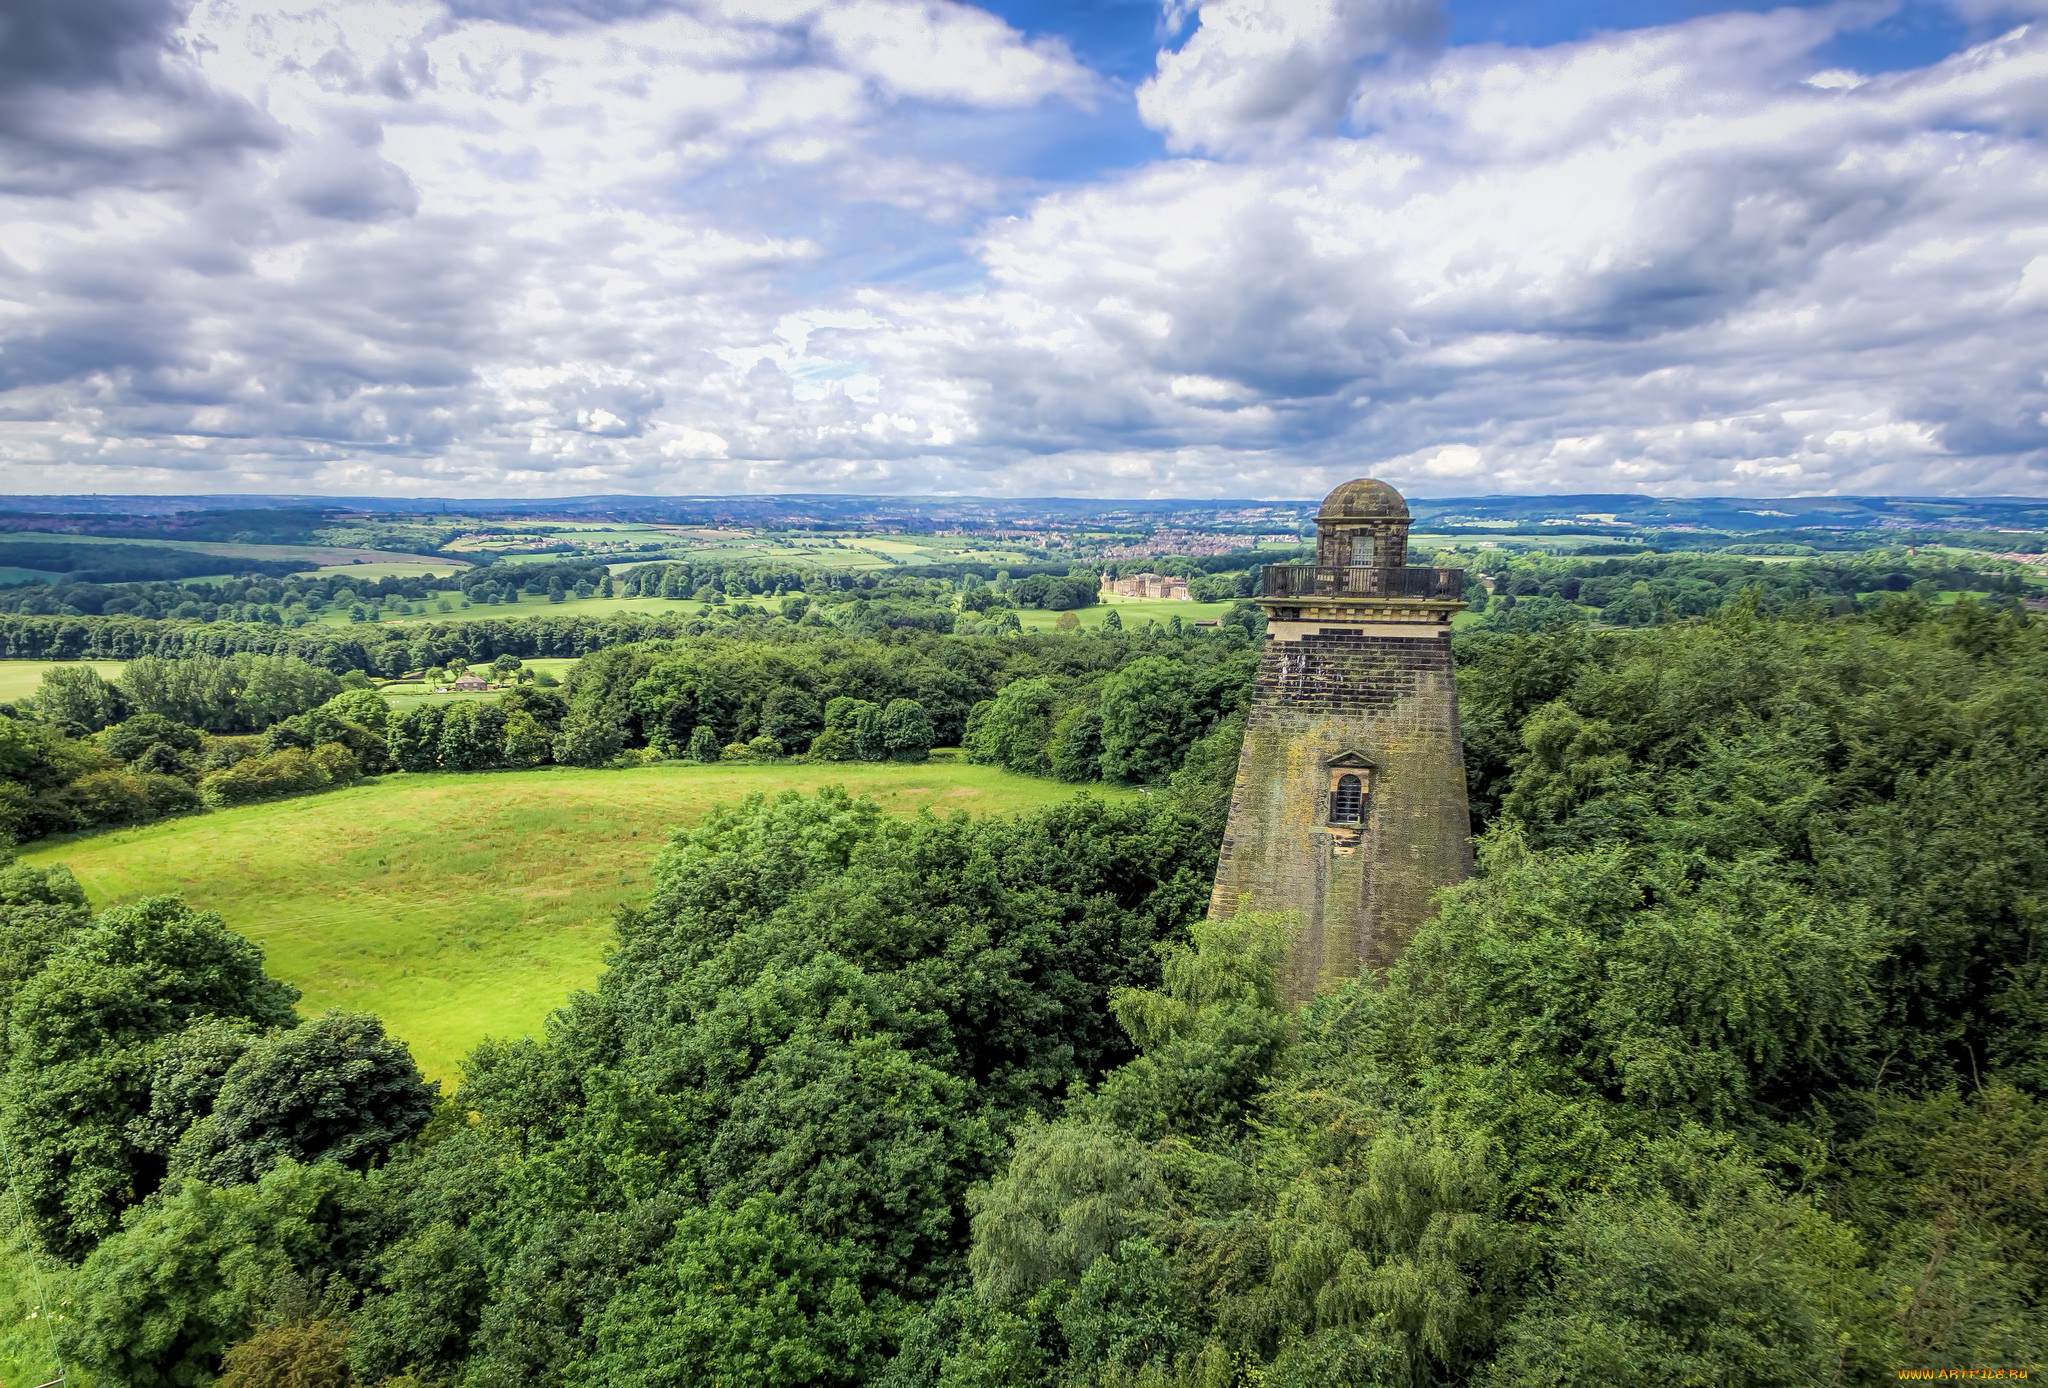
top-left (3, 0), bottom-right (2047, 499)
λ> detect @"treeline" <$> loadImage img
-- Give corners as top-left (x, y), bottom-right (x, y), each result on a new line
top-left (0, 506), bottom-right (331, 545)
top-left (0, 554), bottom-right (868, 621)
top-left (1470, 547), bottom-right (2038, 627)
top-left (0, 559), bottom-right (1113, 639)
top-left (0, 540), bottom-right (310, 587)
top-left (550, 624), bottom-right (1255, 781)
top-left (488, 621), bottom-right (1235, 785)
top-left (0, 656), bottom-right (396, 840)
top-left (0, 622), bottom-right (1260, 843)
top-left (0, 570), bottom-right (471, 622)
top-left (0, 609), bottom-right (703, 668)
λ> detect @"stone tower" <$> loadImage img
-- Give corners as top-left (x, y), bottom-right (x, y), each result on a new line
top-left (1209, 477), bottom-right (1473, 1002)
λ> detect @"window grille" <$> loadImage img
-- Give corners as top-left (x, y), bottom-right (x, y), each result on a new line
top-left (1330, 773), bottom-right (1363, 824)
top-left (1349, 533), bottom-right (1377, 566)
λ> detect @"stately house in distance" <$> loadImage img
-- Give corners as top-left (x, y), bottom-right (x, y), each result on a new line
top-left (1209, 478), bottom-right (1474, 1002)
top-left (1100, 571), bottom-right (1191, 601)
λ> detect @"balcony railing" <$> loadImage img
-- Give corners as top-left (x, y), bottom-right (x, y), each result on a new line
top-left (1260, 564), bottom-right (1465, 601)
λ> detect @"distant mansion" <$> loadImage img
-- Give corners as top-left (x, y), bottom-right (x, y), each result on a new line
top-left (1100, 572), bottom-right (1190, 601)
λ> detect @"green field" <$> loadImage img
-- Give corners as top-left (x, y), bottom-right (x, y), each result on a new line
top-left (0, 659), bottom-right (126, 702)
top-left (1014, 596), bottom-right (1236, 631)
top-left (319, 591), bottom-right (732, 627)
top-left (22, 759), bottom-right (1125, 1083)
top-left (293, 559), bottom-right (469, 579)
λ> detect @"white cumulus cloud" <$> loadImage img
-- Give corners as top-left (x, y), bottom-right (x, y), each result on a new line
top-left (1139, 0), bottom-right (1445, 154)
top-left (2, 0), bottom-right (2047, 499)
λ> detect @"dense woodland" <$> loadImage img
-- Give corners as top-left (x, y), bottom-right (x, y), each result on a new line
top-left (0, 591), bottom-right (2042, 1384)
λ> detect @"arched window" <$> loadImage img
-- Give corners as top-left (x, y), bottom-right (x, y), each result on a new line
top-left (1330, 773), bottom-right (1363, 824)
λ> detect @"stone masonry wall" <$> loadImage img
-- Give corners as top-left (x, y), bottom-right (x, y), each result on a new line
top-left (1209, 623), bottom-right (1473, 1003)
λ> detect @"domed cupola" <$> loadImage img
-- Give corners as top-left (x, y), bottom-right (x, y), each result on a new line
top-left (1314, 477), bottom-right (1412, 569)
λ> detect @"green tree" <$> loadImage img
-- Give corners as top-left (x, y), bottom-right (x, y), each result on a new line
top-left (964, 679), bottom-right (1061, 775)
top-left (1484, 1173), bottom-right (1862, 1388)
top-left (236, 656), bottom-right (343, 729)
top-left (762, 687), bottom-right (824, 755)
top-left (436, 702), bottom-right (506, 772)
top-left (570, 1200), bottom-right (891, 1388)
top-left (127, 1015), bottom-right (259, 1160)
top-left (319, 687), bottom-right (390, 733)
top-left (0, 858), bottom-right (90, 1032)
top-left (1098, 657), bottom-right (1201, 783)
top-left (1826, 1085), bottom-right (2048, 1368)
top-left (501, 710), bottom-right (551, 768)
top-left (387, 704), bottom-right (445, 772)
top-left (221, 1316), bottom-right (351, 1388)
top-left (1010, 575), bottom-right (1097, 610)
top-left (688, 724), bottom-right (721, 763)
top-left (880, 698), bottom-right (933, 762)
top-left (28, 663), bottom-right (128, 731)
top-left (1046, 705), bottom-right (1101, 782)
top-left (62, 1161), bottom-right (385, 1388)
top-left (2, 896), bottom-right (299, 1258)
top-left (821, 695), bottom-right (876, 735)
top-left (198, 746), bottom-right (340, 808)
top-left (172, 1010), bottom-right (437, 1186)
top-left (851, 702), bottom-right (888, 761)
top-left (553, 711), bottom-right (624, 767)
top-left (98, 713), bottom-right (203, 767)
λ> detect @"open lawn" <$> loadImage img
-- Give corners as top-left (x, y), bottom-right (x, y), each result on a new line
top-left (293, 559), bottom-right (470, 579)
top-left (320, 592), bottom-right (738, 626)
top-left (22, 758), bottom-right (1128, 1084)
top-left (0, 659), bottom-right (126, 702)
top-left (436, 521), bottom-right (1046, 571)
top-left (1014, 597), bottom-right (1237, 631)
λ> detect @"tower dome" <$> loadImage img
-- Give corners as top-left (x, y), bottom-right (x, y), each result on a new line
top-left (1317, 478), bottom-right (1409, 521)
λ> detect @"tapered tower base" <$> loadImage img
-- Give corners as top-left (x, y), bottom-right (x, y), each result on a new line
top-left (1208, 480), bottom-right (1474, 1003)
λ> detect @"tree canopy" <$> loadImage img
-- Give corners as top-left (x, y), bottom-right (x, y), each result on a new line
top-left (4, 594), bottom-right (2043, 1385)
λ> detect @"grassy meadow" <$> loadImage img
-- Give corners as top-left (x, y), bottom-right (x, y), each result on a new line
top-left (22, 758), bottom-right (1128, 1084)
top-left (317, 591), bottom-right (747, 627)
top-left (293, 559), bottom-right (469, 580)
top-left (1013, 596), bottom-right (1236, 631)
